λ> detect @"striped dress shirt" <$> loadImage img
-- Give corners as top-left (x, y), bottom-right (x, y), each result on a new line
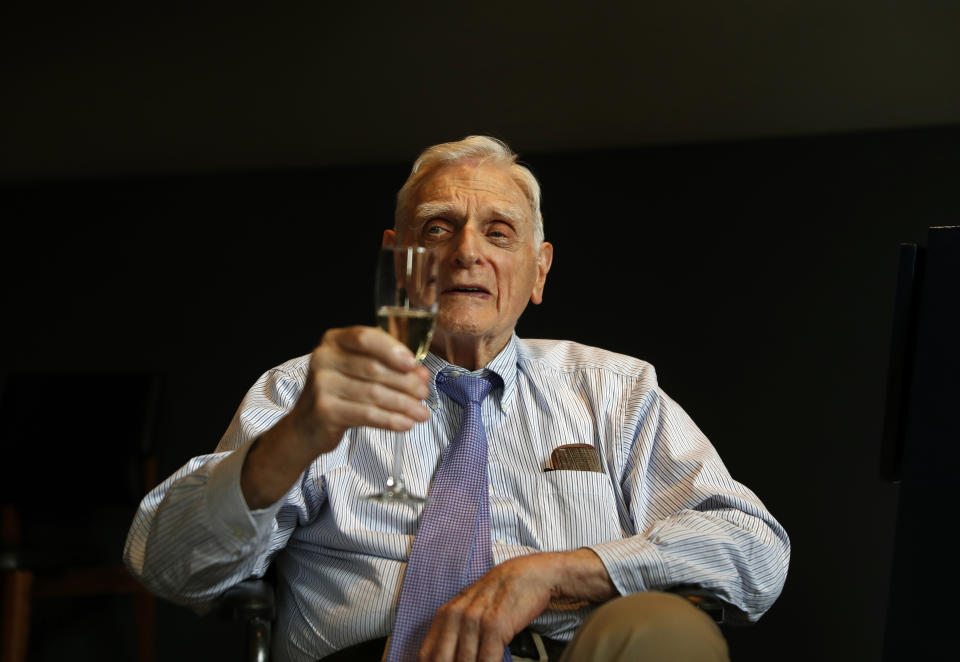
top-left (124, 334), bottom-right (790, 662)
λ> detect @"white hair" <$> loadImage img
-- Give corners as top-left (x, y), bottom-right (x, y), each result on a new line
top-left (395, 135), bottom-right (545, 245)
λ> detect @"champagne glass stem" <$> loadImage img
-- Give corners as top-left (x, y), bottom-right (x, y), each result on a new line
top-left (389, 430), bottom-right (407, 492)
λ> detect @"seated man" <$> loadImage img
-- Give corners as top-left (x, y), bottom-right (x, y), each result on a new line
top-left (124, 136), bottom-right (790, 662)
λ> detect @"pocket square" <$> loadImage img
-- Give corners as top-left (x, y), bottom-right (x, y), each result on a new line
top-left (547, 443), bottom-right (603, 472)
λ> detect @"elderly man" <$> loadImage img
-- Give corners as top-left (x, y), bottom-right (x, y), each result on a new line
top-left (124, 136), bottom-right (789, 662)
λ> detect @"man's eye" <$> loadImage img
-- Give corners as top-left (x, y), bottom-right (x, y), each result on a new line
top-left (488, 224), bottom-right (512, 239)
top-left (426, 224), bottom-right (446, 235)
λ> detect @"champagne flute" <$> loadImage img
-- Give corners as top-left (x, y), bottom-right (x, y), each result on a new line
top-left (365, 244), bottom-right (438, 503)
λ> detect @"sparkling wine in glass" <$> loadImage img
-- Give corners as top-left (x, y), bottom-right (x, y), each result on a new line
top-left (366, 244), bottom-right (438, 503)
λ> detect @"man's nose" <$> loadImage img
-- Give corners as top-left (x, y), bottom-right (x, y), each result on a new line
top-left (451, 226), bottom-right (482, 266)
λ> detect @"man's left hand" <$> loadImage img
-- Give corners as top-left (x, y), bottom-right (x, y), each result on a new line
top-left (417, 549), bottom-right (617, 662)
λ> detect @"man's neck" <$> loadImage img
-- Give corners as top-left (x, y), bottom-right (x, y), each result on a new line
top-left (431, 332), bottom-right (511, 371)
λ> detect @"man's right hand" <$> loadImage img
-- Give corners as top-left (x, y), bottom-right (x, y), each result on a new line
top-left (241, 326), bottom-right (430, 509)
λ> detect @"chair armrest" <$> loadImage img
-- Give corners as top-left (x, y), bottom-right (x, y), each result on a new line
top-left (218, 578), bottom-right (275, 662)
top-left (218, 578), bottom-right (276, 622)
top-left (668, 585), bottom-right (749, 626)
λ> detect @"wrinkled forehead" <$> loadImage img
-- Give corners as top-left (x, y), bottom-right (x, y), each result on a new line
top-left (410, 162), bottom-right (534, 222)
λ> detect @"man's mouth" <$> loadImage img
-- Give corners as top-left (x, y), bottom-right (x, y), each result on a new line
top-left (443, 285), bottom-right (491, 296)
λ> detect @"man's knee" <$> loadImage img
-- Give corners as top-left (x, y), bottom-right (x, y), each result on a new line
top-left (559, 591), bottom-right (730, 662)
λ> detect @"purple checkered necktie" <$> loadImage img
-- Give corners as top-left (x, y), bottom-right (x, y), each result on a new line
top-left (386, 370), bottom-right (511, 662)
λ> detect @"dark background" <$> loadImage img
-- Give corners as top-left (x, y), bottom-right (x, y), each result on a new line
top-left (2, 2), bottom-right (959, 661)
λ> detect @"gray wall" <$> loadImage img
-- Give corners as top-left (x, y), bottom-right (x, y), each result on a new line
top-left (3, 2), bottom-right (959, 180)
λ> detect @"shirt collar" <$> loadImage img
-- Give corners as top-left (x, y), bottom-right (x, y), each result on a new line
top-left (422, 333), bottom-right (519, 413)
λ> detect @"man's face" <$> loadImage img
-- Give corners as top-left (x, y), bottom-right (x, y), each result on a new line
top-left (394, 162), bottom-right (552, 356)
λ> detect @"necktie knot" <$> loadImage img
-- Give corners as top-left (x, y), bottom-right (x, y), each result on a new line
top-left (436, 371), bottom-right (499, 407)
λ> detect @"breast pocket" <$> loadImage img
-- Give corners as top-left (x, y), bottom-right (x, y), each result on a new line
top-left (519, 470), bottom-right (623, 552)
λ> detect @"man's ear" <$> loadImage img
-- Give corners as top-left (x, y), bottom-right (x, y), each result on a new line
top-left (530, 242), bottom-right (554, 305)
top-left (382, 229), bottom-right (396, 247)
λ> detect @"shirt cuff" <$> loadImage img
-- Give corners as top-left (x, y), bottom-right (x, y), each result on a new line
top-left (587, 536), bottom-right (671, 596)
top-left (203, 439), bottom-right (284, 551)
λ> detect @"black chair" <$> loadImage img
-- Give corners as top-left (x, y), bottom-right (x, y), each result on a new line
top-left (0, 371), bottom-right (163, 662)
top-left (219, 577), bottom-right (276, 662)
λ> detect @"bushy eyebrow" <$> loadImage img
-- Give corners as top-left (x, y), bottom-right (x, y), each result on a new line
top-left (412, 202), bottom-right (458, 224)
top-left (412, 201), bottom-right (529, 225)
top-left (489, 204), bottom-right (528, 224)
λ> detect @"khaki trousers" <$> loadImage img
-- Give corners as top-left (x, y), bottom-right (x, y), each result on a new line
top-left (555, 592), bottom-right (730, 662)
